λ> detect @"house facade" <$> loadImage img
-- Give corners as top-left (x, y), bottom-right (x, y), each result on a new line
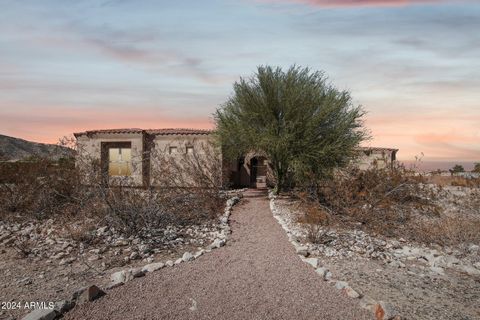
top-left (74, 128), bottom-right (398, 188)
top-left (74, 128), bottom-right (214, 187)
top-left (355, 147), bottom-right (398, 170)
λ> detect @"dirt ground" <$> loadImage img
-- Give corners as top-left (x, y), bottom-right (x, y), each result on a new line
top-left (0, 225), bottom-right (216, 320)
top-left (65, 190), bottom-right (370, 320)
top-left (323, 255), bottom-right (480, 320)
top-left (272, 185), bottom-right (480, 320)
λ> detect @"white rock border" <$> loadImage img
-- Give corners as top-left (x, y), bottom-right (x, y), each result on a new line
top-left (21, 194), bottom-right (242, 320)
top-left (268, 191), bottom-right (401, 320)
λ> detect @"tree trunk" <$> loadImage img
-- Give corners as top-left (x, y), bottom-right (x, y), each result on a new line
top-left (274, 167), bottom-right (285, 195)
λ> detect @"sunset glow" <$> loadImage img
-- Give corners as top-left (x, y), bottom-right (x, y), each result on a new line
top-left (0, 0), bottom-right (478, 162)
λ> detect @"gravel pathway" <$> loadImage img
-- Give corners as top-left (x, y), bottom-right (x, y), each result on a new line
top-left (66, 189), bottom-right (370, 320)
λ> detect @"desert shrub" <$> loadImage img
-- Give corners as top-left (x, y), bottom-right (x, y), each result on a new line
top-left (100, 187), bottom-right (171, 235)
top-left (0, 139), bottom-right (225, 239)
top-left (0, 158), bottom-right (80, 218)
top-left (426, 175), bottom-right (480, 188)
top-left (413, 216), bottom-right (480, 246)
top-left (300, 163), bottom-right (441, 239)
top-left (295, 193), bottom-right (332, 244)
top-left (451, 177), bottom-right (480, 188)
top-left (61, 218), bottom-right (99, 244)
top-left (95, 141), bottom-right (225, 236)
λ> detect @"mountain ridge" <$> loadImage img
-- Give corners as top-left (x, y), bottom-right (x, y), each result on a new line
top-left (0, 134), bottom-right (74, 161)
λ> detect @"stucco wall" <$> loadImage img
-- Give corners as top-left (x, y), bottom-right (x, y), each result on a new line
top-left (76, 133), bottom-right (144, 186)
top-left (355, 150), bottom-right (395, 170)
top-left (149, 135), bottom-right (220, 187)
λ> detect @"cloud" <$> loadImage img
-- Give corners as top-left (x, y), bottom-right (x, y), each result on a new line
top-left (0, 103), bottom-right (214, 143)
top-left (259, 0), bottom-right (444, 8)
top-left (365, 110), bottom-right (480, 161)
top-left (413, 136), bottom-right (480, 161)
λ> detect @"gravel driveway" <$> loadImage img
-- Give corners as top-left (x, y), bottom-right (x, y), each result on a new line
top-left (66, 189), bottom-right (370, 320)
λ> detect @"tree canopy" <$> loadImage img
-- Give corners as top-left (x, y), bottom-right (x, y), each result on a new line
top-left (473, 163), bottom-right (480, 173)
top-left (450, 164), bottom-right (465, 174)
top-left (214, 65), bottom-right (368, 193)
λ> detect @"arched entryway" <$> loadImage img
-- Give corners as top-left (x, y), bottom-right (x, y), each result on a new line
top-left (229, 152), bottom-right (270, 188)
top-left (250, 156), bottom-right (267, 188)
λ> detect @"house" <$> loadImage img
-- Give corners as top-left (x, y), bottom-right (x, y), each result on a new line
top-left (74, 128), bottom-right (398, 188)
top-left (227, 147), bottom-right (399, 188)
top-left (74, 128), bottom-right (214, 187)
top-left (355, 147), bottom-right (398, 170)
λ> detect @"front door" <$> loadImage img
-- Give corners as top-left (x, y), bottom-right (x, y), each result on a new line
top-left (250, 157), bottom-right (267, 188)
top-left (250, 157), bottom-right (258, 187)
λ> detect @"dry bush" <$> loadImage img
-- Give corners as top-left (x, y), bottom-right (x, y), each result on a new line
top-left (61, 219), bottom-right (99, 244)
top-left (0, 138), bottom-right (225, 241)
top-left (301, 163), bottom-right (442, 239)
top-left (0, 158), bottom-right (80, 219)
top-left (413, 216), bottom-right (480, 246)
top-left (426, 175), bottom-right (480, 188)
top-left (151, 141), bottom-right (224, 216)
top-left (295, 193), bottom-right (332, 244)
top-left (99, 141), bottom-right (224, 236)
top-left (100, 187), bottom-right (173, 235)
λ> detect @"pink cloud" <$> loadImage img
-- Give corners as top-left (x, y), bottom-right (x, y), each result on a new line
top-left (0, 103), bottom-right (214, 144)
top-left (365, 111), bottom-right (480, 161)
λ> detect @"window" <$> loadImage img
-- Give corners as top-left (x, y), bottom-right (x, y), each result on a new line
top-left (186, 146), bottom-right (194, 154)
top-left (169, 146), bottom-right (177, 154)
top-left (108, 148), bottom-right (132, 176)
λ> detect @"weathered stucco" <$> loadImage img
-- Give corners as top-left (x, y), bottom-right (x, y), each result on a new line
top-left (355, 148), bottom-right (398, 170)
top-left (75, 128), bottom-right (398, 188)
top-left (76, 133), bottom-right (144, 186)
top-left (75, 129), bottom-right (216, 187)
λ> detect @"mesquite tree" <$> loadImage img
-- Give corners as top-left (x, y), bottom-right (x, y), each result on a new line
top-left (214, 65), bottom-right (368, 193)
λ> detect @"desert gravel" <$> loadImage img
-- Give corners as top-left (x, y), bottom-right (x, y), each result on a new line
top-left (65, 189), bottom-right (370, 320)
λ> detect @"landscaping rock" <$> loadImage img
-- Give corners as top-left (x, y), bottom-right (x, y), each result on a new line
top-left (324, 271), bottom-right (333, 281)
top-left (344, 286), bottom-right (361, 299)
top-left (220, 216), bottom-right (228, 224)
top-left (226, 196), bottom-right (240, 207)
top-left (96, 226), bottom-right (108, 235)
top-left (110, 270), bottom-right (127, 284)
top-left (74, 285), bottom-right (106, 305)
top-left (359, 296), bottom-right (377, 312)
top-left (21, 308), bottom-right (57, 320)
top-left (211, 238), bottom-right (226, 249)
top-left (165, 260), bottom-right (174, 267)
top-left (335, 281), bottom-right (349, 290)
top-left (129, 268), bottom-right (145, 279)
top-left (129, 252), bottom-right (139, 260)
top-left (105, 281), bottom-right (124, 290)
top-left (182, 252), bottom-right (194, 262)
top-left (315, 267), bottom-right (328, 279)
top-left (296, 246), bottom-right (309, 257)
top-left (54, 299), bottom-right (75, 313)
top-left (142, 262), bottom-right (164, 273)
top-left (303, 257), bottom-right (319, 268)
top-left (194, 250), bottom-right (204, 258)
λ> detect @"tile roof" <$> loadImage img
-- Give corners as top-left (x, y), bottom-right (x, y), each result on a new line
top-left (356, 146), bottom-right (399, 152)
top-left (145, 128), bottom-right (213, 135)
top-left (74, 128), bottom-right (213, 137)
top-left (72, 129), bottom-right (397, 153)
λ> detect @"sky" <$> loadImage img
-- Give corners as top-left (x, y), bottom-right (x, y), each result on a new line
top-left (0, 0), bottom-right (479, 162)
